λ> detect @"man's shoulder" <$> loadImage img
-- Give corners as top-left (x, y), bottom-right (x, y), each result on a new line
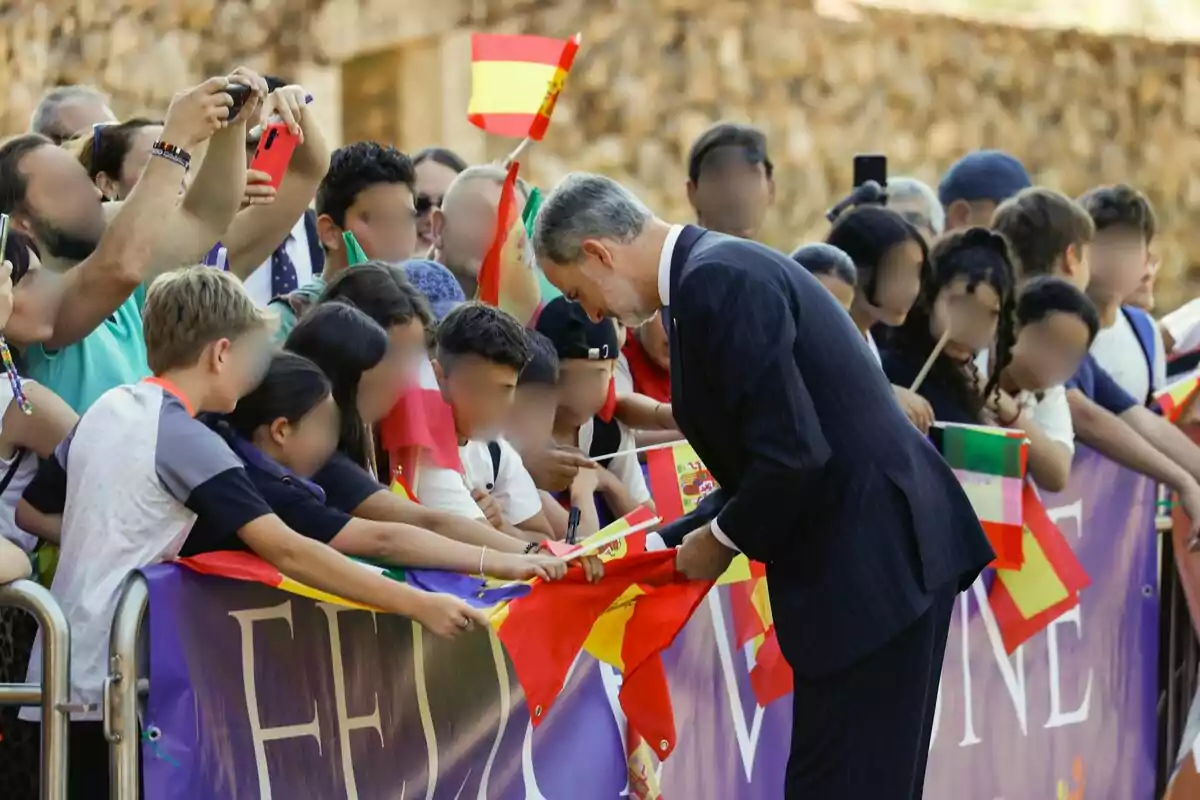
top-left (679, 237), bottom-right (799, 308)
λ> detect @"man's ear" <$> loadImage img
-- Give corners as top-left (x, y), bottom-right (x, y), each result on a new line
top-left (767, 176), bottom-right (776, 205)
top-left (94, 171), bottom-right (120, 201)
top-left (945, 200), bottom-right (969, 232)
top-left (6, 212), bottom-right (33, 239)
top-left (580, 239), bottom-right (613, 269)
top-left (315, 214), bottom-right (342, 251)
top-left (686, 180), bottom-right (698, 211)
top-left (429, 208), bottom-right (447, 248)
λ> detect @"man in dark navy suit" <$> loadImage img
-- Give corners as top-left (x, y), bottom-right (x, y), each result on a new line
top-left (531, 173), bottom-right (994, 798)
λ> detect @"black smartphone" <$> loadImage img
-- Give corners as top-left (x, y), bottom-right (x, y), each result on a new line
top-left (226, 83), bottom-right (252, 120)
top-left (0, 214), bottom-right (10, 264)
top-left (853, 153), bottom-right (887, 189)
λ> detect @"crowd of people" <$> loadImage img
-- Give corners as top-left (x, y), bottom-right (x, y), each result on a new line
top-left (0, 66), bottom-right (1196, 796)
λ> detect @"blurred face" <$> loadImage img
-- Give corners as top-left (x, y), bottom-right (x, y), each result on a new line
top-left (636, 312), bottom-right (670, 369)
top-left (5, 253), bottom-right (62, 345)
top-left (435, 355), bottom-right (520, 440)
top-left (388, 319), bottom-right (429, 389)
top-left (930, 276), bottom-right (1002, 363)
top-left (106, 125), bottom-right (163, 200)
top-left (1008, 312), bottom-right (1092, 392)
top-left (946, 199), bottom-right (999, 232)
top-left (356, 324), bottom-right (415, 425)
top-left (323, 183), bottom-right (418, 267)
top-left (541, 242), bottom-right (655, 328)
top-left (508, 384), bottom-right (559, 449)
top-left (415, 159), bottom-right (460, 250)
top-left (12, 144), bottom-right (105, 263)
top-left (556, 359), bottom-right (613, 427)
top-left (887, 197), bottom-right (937, 243)
top-left (1088, 228), bottom-right (1148, 301)
top-left (432, 177), bottom-right (505, 289)
top-left (687, 146), bottom-right (773, 238)
top-left (815, 273), bottom-right (855, 312)
top-left (861, 238), bottom-right (924, 326)
top-left (1127, 254), bottom-right (1159, 311)
top-left (267, 394), bottom-right (341, 478)
top-left (49, 98), bottom-right (116, 142)
top-left (206, 328), bottom-right (274, 413)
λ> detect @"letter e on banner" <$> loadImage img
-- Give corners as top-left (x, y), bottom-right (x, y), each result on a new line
top-left (229, 602), bottom-right (323, 800)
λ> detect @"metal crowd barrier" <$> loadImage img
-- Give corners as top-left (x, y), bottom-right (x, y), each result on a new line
top-left (0, 578), bottom-right (71, 800)
top-left (105, 572), bottom-right (149, 800)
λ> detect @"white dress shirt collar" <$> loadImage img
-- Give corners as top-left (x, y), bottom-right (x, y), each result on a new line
top-left (658, 224), bottom-right (685, 306)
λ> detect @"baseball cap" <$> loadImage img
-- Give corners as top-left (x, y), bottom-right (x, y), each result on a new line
top-left (402, 259), bottom-right (465, 322)
top-left (534, 296), bottom-right (619, 361)
top-left (938, 150), bottom-right (1031, 206)
top-left (687, 122), bottom-right (773, 183)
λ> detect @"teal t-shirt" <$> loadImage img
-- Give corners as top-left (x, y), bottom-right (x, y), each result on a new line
top-left (26, 286), bottom-right (150, 414)
top-left (269, 276), bottom-right (326, 345)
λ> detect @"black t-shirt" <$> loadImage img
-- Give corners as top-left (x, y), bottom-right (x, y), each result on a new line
top-left (312, 451), bottom-right (386, 513)
top-left (181, 443), bottom-right (355, 556)
top-left (881, 347), bottom-right (977, 426)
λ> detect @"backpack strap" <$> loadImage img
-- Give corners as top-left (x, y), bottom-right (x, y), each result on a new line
top-left (303, 209), bottom-right (325, 276)
top-left (486, 441), bottom-right (502, 488)
top-left (0, 448), bottom-right (28, 496)
top-left (1122, 305), bottom-right (1158, 403)
top-left (588, 417), bottom-right (623, 470)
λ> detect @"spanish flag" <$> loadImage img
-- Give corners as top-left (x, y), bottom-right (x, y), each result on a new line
top-left (1154, 374), bottom-right (1200, 422)
top-left (476, 160), bottom-right (542, 325)
top-left (988, 482), bottom-right (1091, 653)
top-left (728, 559), bottom-right (793, 706)
top-left (646, 441), bottom-right (720, 524)
top-left (468, 33), bottom-right (581, 140)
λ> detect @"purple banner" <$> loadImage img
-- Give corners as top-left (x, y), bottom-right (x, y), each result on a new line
top-left (141, 448), bottom-right (1158, 798)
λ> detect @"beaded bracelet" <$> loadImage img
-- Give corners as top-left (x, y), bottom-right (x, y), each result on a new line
top-left (150, 141), bottom-right (191, 170)
top-left (523, 541), bottom-right (541, 554)
top-left (0, 336), bottom-right (31, 414)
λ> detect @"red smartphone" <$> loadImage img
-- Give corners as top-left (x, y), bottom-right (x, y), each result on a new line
top-left (250, 121), bottom-right (300, 190)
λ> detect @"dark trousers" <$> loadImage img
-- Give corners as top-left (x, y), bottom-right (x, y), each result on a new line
top-left (785, 584), bottom-right (957, 799)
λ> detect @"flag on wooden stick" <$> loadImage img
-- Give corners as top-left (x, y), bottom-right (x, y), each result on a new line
top-left (930, 422), bottom-right (1028, 569)
top-left (468, 33), bottom-right (581, 140)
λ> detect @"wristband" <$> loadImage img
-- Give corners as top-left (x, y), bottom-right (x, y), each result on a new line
top-left (524, 542), bottom-right (541, 554)
top-left (150, 141), bottom-right (191, 170)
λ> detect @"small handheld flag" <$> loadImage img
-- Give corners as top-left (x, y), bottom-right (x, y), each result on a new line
top-left (343, 230), bottom-right (368, 267)
top-left (1154, 374), bottom-right (1200, 422)
top-left (468, 33), bottom-right (581, 140)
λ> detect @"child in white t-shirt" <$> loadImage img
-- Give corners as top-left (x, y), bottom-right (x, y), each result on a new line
top-left (419, 303), bottom-right (552, 540)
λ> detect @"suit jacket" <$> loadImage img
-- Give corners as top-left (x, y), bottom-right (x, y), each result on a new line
top-left (657, 225), bottom-right (993, 678)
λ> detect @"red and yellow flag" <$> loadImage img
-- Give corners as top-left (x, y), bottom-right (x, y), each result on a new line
top-left (468, 33), bottom-right (581, 140)
top-left (1154, 374), bottom-right (1200, 422)
top-left (988, 482), bottom-right (1091, 653)
top-left (729, 560), bottom-right (793, 706)
top-left (491, 547), bottom-right (711, 758)
top-left (476, 160), bottom-right (542, 325)
top-left (646, 441), bottom-right (719, 524)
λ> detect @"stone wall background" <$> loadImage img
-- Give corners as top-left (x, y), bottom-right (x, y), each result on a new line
top-left (3, 0), bottom-right (1200, 309)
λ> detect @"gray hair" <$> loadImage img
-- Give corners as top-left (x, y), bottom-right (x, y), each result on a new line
top-left (888, 177), bottom-right (945, 234)
top-left (29, 85), bottom-right (110, 140)
top-left (532, 172), bottom-right (652, 265)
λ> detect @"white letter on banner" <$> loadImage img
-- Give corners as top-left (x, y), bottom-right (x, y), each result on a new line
top-left (1044, 500), bottom-right (1091, 730)
top-left (317, 604), bottom-right (382, 798)
top-left (228, 602), bottom-right (322, 800)
top-left (708, 593), bottom-right (765, 780)
top-left (967, 578), bottom-right (1028, 739)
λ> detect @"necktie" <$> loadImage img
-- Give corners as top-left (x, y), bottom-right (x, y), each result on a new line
top-left (271, 236), bottom-right (299, 298)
